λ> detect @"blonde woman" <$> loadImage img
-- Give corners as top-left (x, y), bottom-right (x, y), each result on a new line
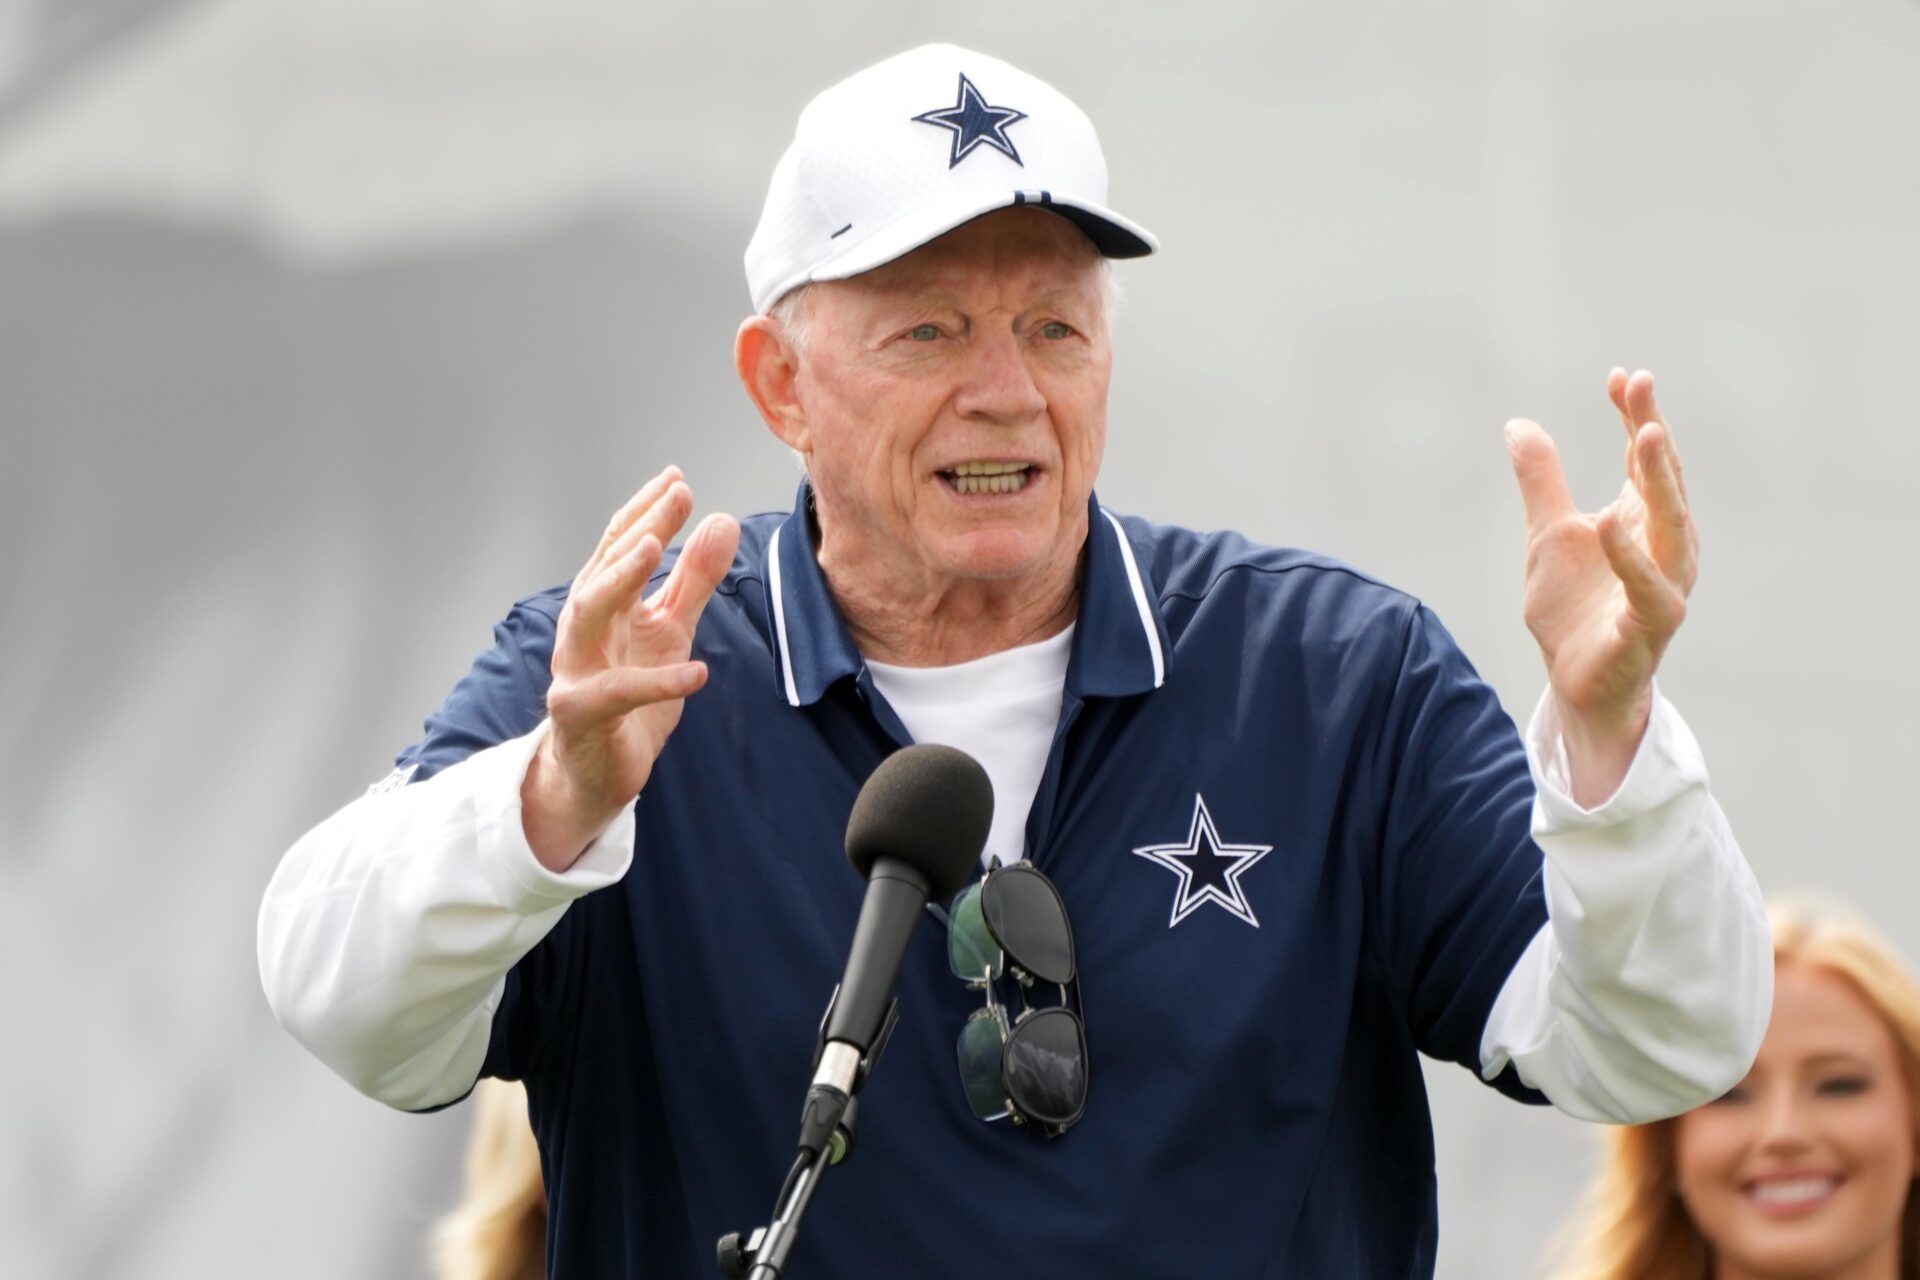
top-left (433, 1079), bottom-right (547, 1280)
top-left (1551, 901), bottom-right (1920, 1280)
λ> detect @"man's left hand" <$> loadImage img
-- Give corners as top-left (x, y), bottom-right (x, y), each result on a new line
top-left (1506, 368), bottom-right (1699, 807)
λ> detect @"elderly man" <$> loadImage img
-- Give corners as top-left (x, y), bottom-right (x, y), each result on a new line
top-left (260, 44), bottom-right (1769, 1278)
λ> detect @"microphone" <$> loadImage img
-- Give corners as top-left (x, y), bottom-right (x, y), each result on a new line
top-left (800, 744), bottom-right (990, 1156)
top-left (720, 746), bottom-right (990, 1277)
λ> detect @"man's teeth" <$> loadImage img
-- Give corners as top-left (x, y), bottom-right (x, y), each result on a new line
top-left (946, 463), bottom-right (1032, 495)
top-left (1748, 1177), bottom-right (1838, 1205)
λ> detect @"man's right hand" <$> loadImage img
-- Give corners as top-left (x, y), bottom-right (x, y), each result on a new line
top-left (522, 467), bottom-right (741, 871)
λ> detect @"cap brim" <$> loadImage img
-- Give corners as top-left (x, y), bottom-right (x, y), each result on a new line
top-left (784, 190), bottom-right (1156, 305)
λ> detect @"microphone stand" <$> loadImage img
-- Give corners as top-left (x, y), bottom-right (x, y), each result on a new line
top-left (720, 742), bottom-right (989, 1277)
top-left (727, 1142), bottom-right (828, 1279)
top-left (716, 988), bottom-right (898, 1279)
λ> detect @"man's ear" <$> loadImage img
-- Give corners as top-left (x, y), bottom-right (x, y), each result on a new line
top-left (736, 315), bottom-right (809, 455)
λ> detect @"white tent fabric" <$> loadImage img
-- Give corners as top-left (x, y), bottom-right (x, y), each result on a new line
top-left (0, 0), bottom-right (808, 258)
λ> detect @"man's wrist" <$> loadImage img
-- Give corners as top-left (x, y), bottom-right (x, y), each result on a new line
top-left (1552, 685), bottom-right (1653, 810)
top-left (521, 737), bottom-right (617, 872)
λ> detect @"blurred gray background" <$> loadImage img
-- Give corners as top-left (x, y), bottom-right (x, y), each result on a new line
top-left (3, 0), bottom-right (1916, 1275)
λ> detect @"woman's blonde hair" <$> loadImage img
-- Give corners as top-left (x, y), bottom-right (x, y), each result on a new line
top-left (1548, 897), bottom-right (1920, 1280)
top-left (432, 1079), bottom-right (548, 1280)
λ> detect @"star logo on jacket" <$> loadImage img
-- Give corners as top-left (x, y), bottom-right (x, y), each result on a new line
top-left (911, 72), bottom-right (1027, 169)
top-left (1133, 795), bottom-right (1273, 928)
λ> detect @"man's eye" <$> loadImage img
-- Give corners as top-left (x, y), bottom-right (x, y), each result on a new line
top-left (1817, 1075), bottom-right (1871, 1097)
top-left (1708, 1084), bottom-right (1750, 1106)
top-left (1039, 321), bottom-right (1073, 340)
top-left (908, 324), bottom-right (940, 341)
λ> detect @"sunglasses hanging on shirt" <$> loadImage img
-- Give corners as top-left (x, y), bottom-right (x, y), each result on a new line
top-left (941, 860), bottom-right (1088, 1137)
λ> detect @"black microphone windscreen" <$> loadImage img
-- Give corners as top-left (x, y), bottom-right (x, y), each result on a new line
top-left (845, 744), bottom-right (993, 901)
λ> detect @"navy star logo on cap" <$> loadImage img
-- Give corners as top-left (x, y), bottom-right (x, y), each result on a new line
top-left (911, 72), bottom-right (1027, 169)
top-left (1133, 795), bottom-right (1273, 928)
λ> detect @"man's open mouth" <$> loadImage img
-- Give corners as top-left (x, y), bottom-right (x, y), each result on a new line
top-left (940, 461), bottom-right (1036, 495)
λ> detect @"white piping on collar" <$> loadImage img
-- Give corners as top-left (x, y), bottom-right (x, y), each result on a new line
top-left (1100, 508), bottom-right (1166, 688)
top-left (768, 524), bottom-right (802, 707)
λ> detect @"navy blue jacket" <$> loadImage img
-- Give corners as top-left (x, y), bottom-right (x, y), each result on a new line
top-left (398, 484), bottom-right (1548, 1278)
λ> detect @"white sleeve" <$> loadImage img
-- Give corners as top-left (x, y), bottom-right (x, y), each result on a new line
top-left (1477, 688), bottom-right (1771, 1124)
top-left (256, 721), bottom-right (633, 1111)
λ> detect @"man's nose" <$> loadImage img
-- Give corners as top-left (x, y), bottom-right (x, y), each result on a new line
top-left (952, 330), bottom-right (1047, 424)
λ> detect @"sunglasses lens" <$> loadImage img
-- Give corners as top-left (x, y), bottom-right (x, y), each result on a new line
top-left (947, 882), bottom-right (1004, 982)
top-left (981, 865), bottom-right (1075, 985)
top-left (955, 1006), bottom-right (1011, 1120)
top-left (1003, 1007), bottom-right (1087, 1131)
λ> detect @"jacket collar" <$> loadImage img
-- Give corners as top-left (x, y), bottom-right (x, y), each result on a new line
top-left (762, 479), bottom-right (1167, 706)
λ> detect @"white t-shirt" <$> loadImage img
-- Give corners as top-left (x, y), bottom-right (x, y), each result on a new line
top-left (863, 625), bottom-right (1074, 872)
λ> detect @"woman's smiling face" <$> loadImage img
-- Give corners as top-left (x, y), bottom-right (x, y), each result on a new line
top-left (1674, 962), bottom-right (1917, 1278)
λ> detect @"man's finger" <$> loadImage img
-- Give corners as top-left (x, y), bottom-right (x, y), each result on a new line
top-left (597, 481), bottom-right (695, 581)
top-left (1598, 507), bottom-right (1687, 633)
top-left (565, 533), bottom-right (665, 654)
top-left (1607, 367), bottom-right (1636, 439)
top-left (548, 660), bottom-right (708, 727)
top-left (1622, 369), bottom-right (1666, 432)
top-left (1634, 425), bottom-right (1696, 588)
top-left (654, 513), bottom-right (742, 631)
top-left (1605, 367), bottom-right (1648, 493)
top-left (583, 466), bottom-right (684, 581)
top-left (1505, 418), bottom-right (1578, 536)
top-left (1622, 369), bottom-right (1689, 503)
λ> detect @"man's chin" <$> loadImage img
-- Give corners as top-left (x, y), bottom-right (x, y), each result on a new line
top-left (926, 528), bottom-right (1063, 582)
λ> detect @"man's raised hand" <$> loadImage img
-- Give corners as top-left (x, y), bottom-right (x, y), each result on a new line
top-left (1505, 369), bottom-right (1699, 807)
top-left (523, 467), bottom-right (741, 870)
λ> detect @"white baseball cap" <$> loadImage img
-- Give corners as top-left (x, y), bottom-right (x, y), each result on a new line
top-left (744, 44), bottom-right (1158, 314)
